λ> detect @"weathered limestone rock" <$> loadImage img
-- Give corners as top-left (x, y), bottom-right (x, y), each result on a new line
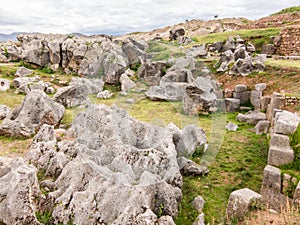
top-left (270, 133), bottom-right (291, 148)
top-left (122, 37), bottom-right (149, 65)
top-left (236, 110), bottom-right (267, 125)
top-left (255, 83), bottom-right (267, 92)
top-left (268, 145), bottom-right (294, 166)
top-left (262, 44), bottom-right (276, 55)
top-left (225, 98), bottom-right (240, 112)
top-left (97, 90), bottom-right (114, 99)
top-left (260, 96), bottom-right (271, 111)
top-left (233, 84), bottom-right (250, 104)
top-left (246, 43), bottom-right (256, 52)
top-left (222, 36), bottom-right (235, 52)
top-left (192, 213), bottom-right (205, 225)
top-left (216, 50), bottom-right (234, 72)
top-left (0, 90), bottom-right (64, 137)
top-left (137, 61), bottom-right (169, 85)
top-left (120, 73), bottom-right (136, 92)
top-left (253, 120), bottom-right (270, 135)
top-left (226, 122), bottom-right (238, 131)
top-left (0, 41), bottom-right (22, 62)
top-left (274, 110), bottom-right (300, 135)
top-left (192, 196), bottom-right (205, 212)
top-left (266, 93), bottom-right (285, 122)
top-left (32, 104), bottom-right (186, 224)
top-left (54, 85), bottom-right (90, 108)
top-left (14, 66), bottom-right (33, 77)
top-left (183, 77), bottom-right (218, 115)
top-left (69, 77), bottom-right (104, 94)
top-left (260, 165), bottom-right (288, 211)
top-left (145, 68), bottom-right (193, 101)
top-left (178, 157), bottom-right (209, 176)
top-left (0, 79), bottom-right (10, 92)
top-left (226, 188), bottom-right (261, 221)
top-left (169, 28), bottom-right (185, 41)
top-left (0, 105), bottom-right (11, 120)
top-left (0, 157), bottom-right (40, 225)
top-left (235, 84), bottom-right (247, 93)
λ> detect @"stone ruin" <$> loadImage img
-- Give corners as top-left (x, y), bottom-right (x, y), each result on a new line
top-left (226, 90), bottom-right (300, 221)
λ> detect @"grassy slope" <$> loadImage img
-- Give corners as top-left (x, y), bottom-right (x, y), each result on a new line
top-left (271, 6), bottom-right (300, 16)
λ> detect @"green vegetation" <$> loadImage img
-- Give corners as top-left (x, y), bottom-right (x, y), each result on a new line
top-left (265, 59), bottom-right (300, 70)
top-left (146, 41), bottom-right (185, 61)
top-left (36, 211), bottom-right (53, 225)
top-left (193, 28), bottom-right (280, 52)
top-left (271, 6), bottom-right (300, 16)
top-left (175, 113), bottom-right (268, 224)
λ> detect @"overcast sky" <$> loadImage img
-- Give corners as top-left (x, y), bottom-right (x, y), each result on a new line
top-left (0, 0), bottom-right (299, 35)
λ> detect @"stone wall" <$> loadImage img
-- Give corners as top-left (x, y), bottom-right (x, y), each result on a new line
top-left (285, 95), bottom-right (300, 106)
top-left (278, 26), bottom-right (300, 56)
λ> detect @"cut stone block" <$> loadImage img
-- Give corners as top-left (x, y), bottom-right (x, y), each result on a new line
top-left (268, 145), bottom-right (294, 166)
top-left (274, 110), bottom-right (300, 135)
top-left (226, 188), bottom-right (261, 221)
top-left (261, 165), bottom-right (281, 193)
top-left (225, 98), bottom-right (240, 112)
top-left (269, 133), bottom-right (291, 148)
top-left (254, 120), bottom-right (270, 135)
top-left (235, 84), bottom-right (247, 93)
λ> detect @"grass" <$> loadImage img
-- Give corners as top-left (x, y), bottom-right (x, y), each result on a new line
top-left (175, 113), bottom-right (269, 224)
top-left (271, 6), bottom-right (300, 16)
top-left (265, 59), bottom-right (300, 70)
top-left (146, 41), bottom-right (185, 61)
top-left (193, 28), bottom-right (280, 53)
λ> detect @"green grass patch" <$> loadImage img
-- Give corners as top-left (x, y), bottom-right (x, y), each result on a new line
top-left (265, 59), bottom-right (300, 70)
top-left (271, 6), bottom-right (300, 16)
top-left (176, 113), bottom-right (268, 224)
top-left (195, 28), bottom-right (280, 53)
top-left (146, 41), bottom-right (185, 61)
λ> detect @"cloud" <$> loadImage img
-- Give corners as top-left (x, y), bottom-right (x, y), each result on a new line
top-left (0, 0), bottom-right (298, 35)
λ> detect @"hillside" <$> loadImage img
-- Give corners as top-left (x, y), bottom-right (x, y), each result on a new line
top-left (0, 5), bottom-right (300, 225)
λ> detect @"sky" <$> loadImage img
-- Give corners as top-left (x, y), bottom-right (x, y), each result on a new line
top-left (0, 0), bottom-right (299, 35)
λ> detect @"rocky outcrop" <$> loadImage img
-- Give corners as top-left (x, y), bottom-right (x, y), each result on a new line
top-left (183, 77), bottom-right (218, 115)
top-left (120, 73), bottom-right (136, 93)
top-left (0, 41), bottom-right (22, 62)
top-left (145, 67), bottom-right (193, 101)
top-left (169, 28), bottom-right (185, 41)
top-left (0, 90), bottom-right (64, 137)
top-left (27, 104), bottom-right (194, 224)
top-left (4, 104), bottom-right (208, 224)
top-left (17, 34), bottom-right (149, 84)
top-left (137, 61), bottom-right (169, 85)
top-left (0, 157), bottom-right (40, 224)
top-left (213, 36), bottom-right (265, 76)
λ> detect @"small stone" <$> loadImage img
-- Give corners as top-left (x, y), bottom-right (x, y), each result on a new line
top-left (226, 122), bottom-right (238, 131)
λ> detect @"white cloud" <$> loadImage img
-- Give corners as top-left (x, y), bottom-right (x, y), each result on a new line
top-left (0, 0), bottom-right (298, 35)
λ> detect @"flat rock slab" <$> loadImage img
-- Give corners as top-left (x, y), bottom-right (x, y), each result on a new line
top-left (236, 110), bottom-right (266, 125)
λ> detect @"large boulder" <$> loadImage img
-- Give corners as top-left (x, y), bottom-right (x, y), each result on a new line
top-left (169, 28), bottom-right (185, 41)
top-left (53, 85), bottom-right (90, 108)
top-left (122, 37), bottom-right (150, 65)
top-left (78, 41), bottom-right (129, 84)
top-left (0, 41), bottom-right (22, 62)
top-left (32, 104), bottom-right (185, 224)
top-left (274, 110), bottom-right (300, 135)
top-left (120, 73), bottom-right (136, 92)
top-left (183, 77), bottom-right (218, 115)
top-left (226, 188), bottom-right (261, 221)
top-left (69, 77), bottom-right (104, 94)
top-left (14, 66), bottom-right (33, 77)
top-left (0, 90), bottom-right (65, 137)
top-left (137, 61), bottom-right (169, 85)
top-left (0, 157), bottom-right (40, 224)
top-left (236, 110), bottom-right (267, 125)
top-left (145, 68), bottom-right (193, 101)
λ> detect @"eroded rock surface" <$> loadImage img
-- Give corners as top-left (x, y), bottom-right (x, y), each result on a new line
top-left (0, 90), bottom-right (64, 137)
